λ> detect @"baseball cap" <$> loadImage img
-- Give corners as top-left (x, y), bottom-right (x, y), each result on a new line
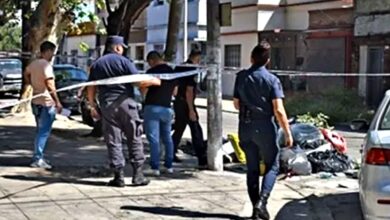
top-left (105, 35), bottom-right (128, 48)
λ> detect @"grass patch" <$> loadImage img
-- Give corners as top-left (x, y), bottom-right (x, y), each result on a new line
top-left (285, 89), bottom-right (373, 124)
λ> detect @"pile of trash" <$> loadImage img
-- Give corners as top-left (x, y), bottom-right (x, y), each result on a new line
top-left (221, 122), bottom-right (358, 177)
top-left (278, 123), bottom-right (357, 176)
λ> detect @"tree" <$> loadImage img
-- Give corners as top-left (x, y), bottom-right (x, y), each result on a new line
top-left (164, 0), bottom-right (183, 62)
top-left (103, 0), bottom-right (150, 44)
top-left (0, 23), bottom-right (21, 51)
top-left (12, 0), bottom-right (88, 113)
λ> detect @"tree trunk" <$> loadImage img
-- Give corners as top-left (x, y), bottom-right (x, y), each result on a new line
top-left (105, 0), bottom-right (150, 44)
top-left (12, 0), bottom-right (70, 113)
top-left (206, 0), bottom-right (223, 171)
top-left (164, 0), bottom-right (184, 62)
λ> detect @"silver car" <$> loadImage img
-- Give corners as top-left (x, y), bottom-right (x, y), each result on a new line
top-left (360, 90), bottom-right (390, 220)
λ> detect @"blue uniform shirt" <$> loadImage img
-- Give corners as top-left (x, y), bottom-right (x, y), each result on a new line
top-left (89, 53), bottom-right (139, 108)
top-left (233, 65), bottom-right (284, 121)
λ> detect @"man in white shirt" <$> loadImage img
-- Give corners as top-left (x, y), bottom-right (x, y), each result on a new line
top-left (24, 41), bottom-right (62, 169)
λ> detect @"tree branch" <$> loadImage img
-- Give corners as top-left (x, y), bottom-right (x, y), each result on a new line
top-left (105, 0), bottom-right (112, 14)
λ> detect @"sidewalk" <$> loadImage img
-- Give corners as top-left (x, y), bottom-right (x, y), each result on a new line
top-left (0, 114), bottom-right (363, 220)
top-left (195, 98), bottom-right (238, 114)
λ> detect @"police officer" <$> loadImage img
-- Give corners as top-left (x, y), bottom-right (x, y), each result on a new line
top-left (233, 42), bottom-right (293, 220)
top-left (87, 36), bottom-right (160, 187)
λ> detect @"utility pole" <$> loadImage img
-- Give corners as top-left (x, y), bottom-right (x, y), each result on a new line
top-left (183, 0), bottom-right (188, 60)
top-left (206, 0), bottom-right (223, 171)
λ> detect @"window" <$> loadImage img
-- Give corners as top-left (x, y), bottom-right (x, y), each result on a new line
top-left (136, 46), bottom-right (145, 71)
top-left (153, 44), bottom-right (164, 54)
top-left (220, 3), bottom-right (232, 27)
top-left (380, 102), bottom-right (390, 130)
top-left (54, 68), bottom-right (88, 82)
top-left (154, 0), bottom-right (165, 6)
top-left (224, 45), bottom-right (241, 67)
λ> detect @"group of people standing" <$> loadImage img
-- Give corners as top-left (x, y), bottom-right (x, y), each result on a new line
top-left (86, 36), bottom-right (208, 186)
top-left (24, 35), bottom-right (292, 220)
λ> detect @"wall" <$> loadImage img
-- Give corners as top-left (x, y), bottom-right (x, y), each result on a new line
top-left (355, 14), bottom-right (390, 37)
top-left (221, 6), bottom-right (258, 33)
top-left (304, 38), bottom-right (346, 92)
top-left (220, 33), bottom-right (258, 97)
top-left (355, 0), bottom-right (390, 14)
top-left (285, 1), bottom-right (349, 30)
top-left (221, 33), bottom-right (258, 68)
top-left (64, 35), bottom-right (96, 55)
top-left (358, 45), bottom-right (367, 97)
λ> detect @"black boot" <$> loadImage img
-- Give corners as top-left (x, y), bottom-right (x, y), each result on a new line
top-left (132, 165), bottom-right (150, 187)
top-left (254, 193), bottom-right (270, 220)
top-left (107, 169), bottom-right (125, 187)
top-left (251, 208), bottom-right (260, 220)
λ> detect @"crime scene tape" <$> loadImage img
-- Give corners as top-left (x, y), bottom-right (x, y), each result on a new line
top-left (0, 69), bottom-right (203, 110)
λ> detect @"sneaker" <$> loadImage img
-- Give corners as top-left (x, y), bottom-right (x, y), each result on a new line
top-left (152, 170), bottom-right (160, 176)
top-left (30, 159), bottom-right (52, 170)
top-left (166, 168), bottom-right (174, 174)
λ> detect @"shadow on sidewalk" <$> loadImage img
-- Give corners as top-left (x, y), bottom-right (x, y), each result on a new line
top-left (120, 205), bottom-right (242, 219)
top-left (275, 192), bottom-right (363, 220)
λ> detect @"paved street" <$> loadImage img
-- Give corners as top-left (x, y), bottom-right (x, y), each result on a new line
top-left (0, 98), bottom-right (365, 220)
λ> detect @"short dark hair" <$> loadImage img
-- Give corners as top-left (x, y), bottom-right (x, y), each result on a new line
top-left (146, 51), bottom-right (163, 61)
top-left (251, 41), bottom-right (271, 66)
top-left (189, 48), bottom-right (202, 58)
top-left (40, 41), bottom-right (56, 53)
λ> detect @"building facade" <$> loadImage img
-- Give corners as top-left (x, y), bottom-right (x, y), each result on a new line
top-left (355, 0), bottom-right (390, 108)
top-left (146, 0), bottom-right (207, 63)
top-left (220, 0), bottom-right (355, 96)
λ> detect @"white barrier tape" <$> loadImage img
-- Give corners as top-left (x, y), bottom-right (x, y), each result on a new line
top-left (0, 69), bottom-right (202, 110)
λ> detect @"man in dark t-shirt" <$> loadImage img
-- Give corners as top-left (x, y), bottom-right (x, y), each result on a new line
top-left (143, 51), bottom-right (177, 176)
top-left (172, 49), bottom-right (207, 168)
top-left (87, 36), bottom-right (160, 187)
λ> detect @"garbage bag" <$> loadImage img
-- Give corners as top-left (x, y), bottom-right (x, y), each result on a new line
top-left (278, 123), bottom-right (326, 149)
top-left (307, 150), bottom-right (353, 173)
top-left (280, 146), bottom-right (312, 175)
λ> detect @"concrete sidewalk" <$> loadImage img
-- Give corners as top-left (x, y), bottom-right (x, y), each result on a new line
top-left (195, 97), bottom-right (238, 114)
top-left (0, 114), bottom-right (363, 220)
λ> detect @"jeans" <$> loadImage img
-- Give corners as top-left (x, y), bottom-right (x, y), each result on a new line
top-left (144, 105), bottom-right (174, 170)
top-left (32, 104), bottom-right (56, 161)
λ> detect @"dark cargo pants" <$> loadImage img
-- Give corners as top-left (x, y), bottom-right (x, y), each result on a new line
top-left (172, 99), bottom-right (207, 165)
top-left (239, 118), bottom-right (280, 206)
top-left (101, 97), bottom-right (145, 171)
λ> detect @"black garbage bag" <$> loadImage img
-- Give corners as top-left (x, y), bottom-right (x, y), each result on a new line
top-left (307, 150), bottom-right (353, 173)
top-left (278, 123), bottom-right (326, 149)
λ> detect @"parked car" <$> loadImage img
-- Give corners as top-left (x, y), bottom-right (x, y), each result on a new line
top-left (0, 58), bottom-right (22, 96)
top-left (359, 90), bottom-right (390, 220)
top-left (53, 64), bottom-right (88, 114)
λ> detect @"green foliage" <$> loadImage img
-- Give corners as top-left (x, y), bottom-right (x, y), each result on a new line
top-left (96, 0), bottom-right (106, 10)
top-left (0, 22), bottom-right (21, 50)
top-left (285, 89), bottom-right (370, 125)
top-left (296, 113), bottom-right (332, 129)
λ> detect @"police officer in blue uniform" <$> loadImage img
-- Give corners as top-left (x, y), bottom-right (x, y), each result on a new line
top-left (87, 36), bottom-right (160, 187)
top-left (233, 42), bottom-right (293, 220)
